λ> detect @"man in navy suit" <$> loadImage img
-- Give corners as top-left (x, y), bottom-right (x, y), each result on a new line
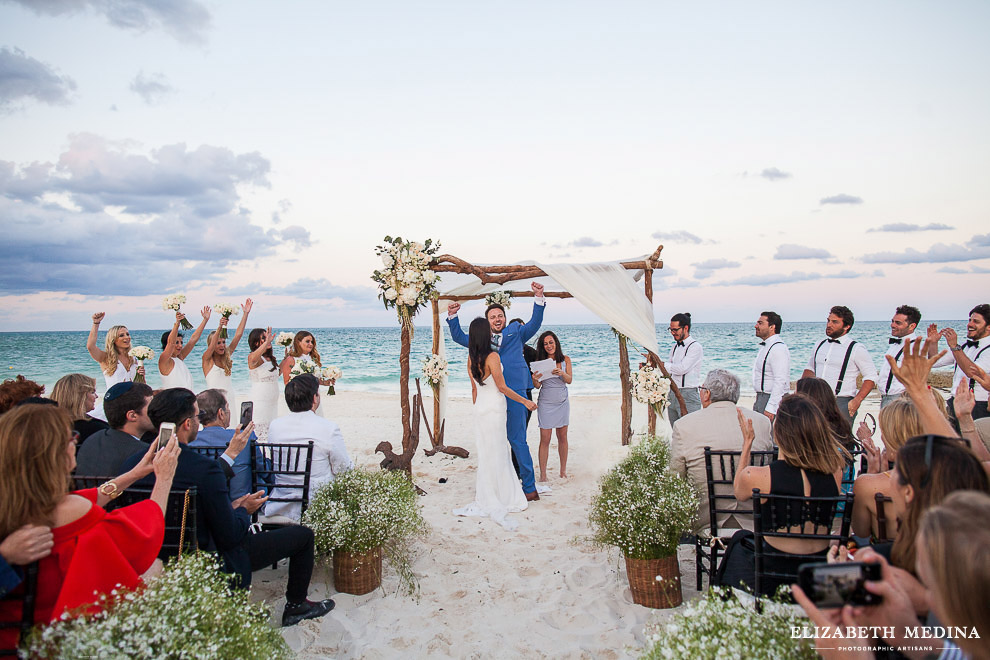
top-left (447, 282), bottom-right (545, 500)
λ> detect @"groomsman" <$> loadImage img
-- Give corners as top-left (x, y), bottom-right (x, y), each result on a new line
top-left (929, 303), bottom-right (990, 423)
top-left (802, 305), bottom-right (878, 425)
top-left (878, 305), bottom-right (922, 408)
top-left (752, 311), bottom-right (790, 420)
top-left (666, 312), bottom-right (703, 425)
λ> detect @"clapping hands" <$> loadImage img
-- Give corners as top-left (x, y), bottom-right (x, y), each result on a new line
top-left (886, 337), bottom-right (945, 395)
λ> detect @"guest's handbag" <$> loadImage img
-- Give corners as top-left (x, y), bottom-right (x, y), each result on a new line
top-left (712, 529), bottom-right (756, 592)
top-left (179, 488), bottom-right (198, 553)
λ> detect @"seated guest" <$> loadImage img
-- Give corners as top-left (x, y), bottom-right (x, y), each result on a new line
top-left (1, 525), bottom-right (53, 598)
top-left (0, 376), bottom-right (45, 415)
top-left (721, 394), bottom-right (850, 595)
top-left (119, 388), bottom-right (336, 626)
top-left (796, 377), bottom-right (857, 451)
top-left (851, 398), bottom-right (924, 539)
top-left (0, 405), bottom-right (178, 646)
top-left (51, 373), bottom-right (109, 443)
top-left (75, 382), bottom-right (154, 477)
top-left (670, 369), bottom-right (773, 533)
top-left (266, 374), bottom-right (353, 522)
top-left (192, 389), bottom-right (269, 500)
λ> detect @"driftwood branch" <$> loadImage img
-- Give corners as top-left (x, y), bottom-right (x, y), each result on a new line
top-left (416, 379), bottom-right (469, 458)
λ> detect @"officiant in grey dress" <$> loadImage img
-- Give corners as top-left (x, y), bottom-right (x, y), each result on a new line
top-left (532, 331), bottom-right (572, 482)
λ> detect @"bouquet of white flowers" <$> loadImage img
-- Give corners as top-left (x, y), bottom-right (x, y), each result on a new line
top-left (630, 366), bottom-right (671, 417)
top-left (421, 354), bottom-right (448, 388)
top-left (321, 365), bottom-right (342, 395)
top-left (274, 331), bottom-right (295, 355)
top-left (162, 294), bottom-right (193, 329)
top-left (484, 290), bottom-right (512, 309)
top-left (371, 236), bottom-right (442, 323)
top-left (289, 359), bottom-right (317, 377)
top-left (128, 346), bottom-right (154, 384)
top-left (213, 302), bottom-right (240, 339)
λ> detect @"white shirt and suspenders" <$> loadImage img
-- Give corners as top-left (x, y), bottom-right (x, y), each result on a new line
top-left (806, 335), bottom-right (879, 399)
top-left (668, 337), bottom-right (703, 388)
top-left (752, 335), bottom-right (790, 415)
top-left (933, 336), bottom-right (990, 404)
top-left (878, 334), bottom-right (920, 400)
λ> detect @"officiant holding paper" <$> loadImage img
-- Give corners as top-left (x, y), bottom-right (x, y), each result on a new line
top-left (531, 331), bottom-right (572, 482)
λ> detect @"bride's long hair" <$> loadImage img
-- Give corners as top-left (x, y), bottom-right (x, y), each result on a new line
top-left (468, 317), bottom-right (493, 386)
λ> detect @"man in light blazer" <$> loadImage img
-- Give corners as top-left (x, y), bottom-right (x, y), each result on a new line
top-left (670, 369), bottom-right (773, 534)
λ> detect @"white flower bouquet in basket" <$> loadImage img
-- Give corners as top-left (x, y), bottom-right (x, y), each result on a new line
top-left (24, 552), bottom-right (290, 660)
top-left (128, 346), bottom-right (154, 384)
top-left (421, 354), bottom-right (448, 388)
top-left (321, 365), bottom-right (342, 395)
top-left (162, 294), bottom-right (193, 329)
top-left (212, 302), bottom-right (239, 339)
top-left (484, 290), bottom-right (512, 309)
top-left (630, 366), bottom-right (671, 418)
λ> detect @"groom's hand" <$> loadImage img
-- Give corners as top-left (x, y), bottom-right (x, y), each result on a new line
top-left (447, 302), bottom-right (460, 317)
top-left (531, 282), bottom-right (544, 296)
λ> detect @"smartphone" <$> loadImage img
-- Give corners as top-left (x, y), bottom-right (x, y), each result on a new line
top-left (239, 401), bottom-right (254, 429)
top-left (798, 562), bottom-right (883, 608)
top-left (157, 422), bottom-right (176, 452)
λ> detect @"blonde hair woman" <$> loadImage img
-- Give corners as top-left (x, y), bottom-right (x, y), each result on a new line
top-left (203, 299), bottom-right (252, 423)
top-left (50, 373), bottom-right (108, 443)
top-left (86, 312), bottom-right (142, 390)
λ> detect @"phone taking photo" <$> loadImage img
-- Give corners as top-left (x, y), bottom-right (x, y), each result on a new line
top-left (239, 401), bottom-right (254, 429)
top-left (157, 422), bottom-right (176, 452)
top-left (798, 561), bottom-right (882, 608)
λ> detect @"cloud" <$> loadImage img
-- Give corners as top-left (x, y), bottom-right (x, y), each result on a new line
top-left (221, 278), bottom-right (377, 304)
top-left (8, 0), bottom-right (212, 44)
top-left (0, 47), bottom-right (76, 111)
top-left (0, 135), bottom-right (279, 296)
top-left (569, 236), bottom-right (603, 248)
top-left (820, 193), bottom-right (863, 205)
top-left (867, 222), bottom-right (954, 233)
top-left (937, 266), bottom-right (968, 274)
top-left (129, 71), bottom-right (173, 105)
top-left (652, 230), bottom-right (708, 245)
top-left (276, 225), bottom-right (311, 248)
top-left (723, 270), bottom-right (863, 287)
top-left (760, 167), bottom-right (791, 181)
top-left (860, 239), bottom-right (990, 264)
top-left (271, 198), bottom-right (292, 224)
top-left (774, 244), bottom-right (834, 260)
top-left (691, 258), bottom-right (740, 280)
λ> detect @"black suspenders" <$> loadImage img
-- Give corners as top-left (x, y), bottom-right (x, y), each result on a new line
top-left (965, 346), bottom-right (990, 390)
top-left (760, 342), bottom-right (781, 392)
top-left (814, 339), bottom-right (857, 396)
top-left (672, 341), bottom-right (694, 387)
top-left (886, 347), bottom-right (905, 393)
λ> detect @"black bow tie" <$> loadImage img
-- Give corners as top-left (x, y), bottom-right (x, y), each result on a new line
top-left (964, 340), bottom-right (979, 348)
top-left (889, 338), bottom-right (902, 345)
top-left (676, 341), bottom-right (685, 347)
top-left (759, 341), bottom-right (766, 346)
top-left (827, 338), bottom-right (840, 344)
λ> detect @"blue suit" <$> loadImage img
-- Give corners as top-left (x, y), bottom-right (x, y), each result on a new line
top-left (447, 302), bottom-right (544, 493)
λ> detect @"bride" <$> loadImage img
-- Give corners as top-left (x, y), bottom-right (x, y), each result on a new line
top-left (453, 318), bottom-right (536, 531)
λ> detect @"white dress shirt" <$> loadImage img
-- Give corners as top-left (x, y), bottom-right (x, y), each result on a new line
top-left (806, 335), bottom-right (879, 398)
top-left (933, 335), bottom-right (990, 402)
top-left (265, 409), bottom-right (354, 521)
top-left (878, 333), bottom-right (920, 396)
top-left (668, 336), bottom-right (703, 388)
top-left (752, 335), bottom-right (791, 414)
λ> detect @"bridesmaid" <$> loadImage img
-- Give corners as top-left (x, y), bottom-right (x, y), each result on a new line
top-left (203, 299), bottom-right (252, 417)
top-left (247, 326), bottom-right (279, 440)
top-left (280, 331), bottom-right (335, 413)
top-left (159, 307), bottom-right (210, 390)
top-left (532, 331), bottom-right (572, 481)
top-left (86, 313), bottom-right (143, 414)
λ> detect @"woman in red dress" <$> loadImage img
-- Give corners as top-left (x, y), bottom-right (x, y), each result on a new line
top-left (0, 405), bottom-right (179, 645)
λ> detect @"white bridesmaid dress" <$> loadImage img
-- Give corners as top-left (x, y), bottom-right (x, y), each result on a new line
top-left (161, 357), bottom-right (194, 391)
top-left (249, 361), bottom-right (280, 441)
top-left (205, 363), bottom-right (237, 428)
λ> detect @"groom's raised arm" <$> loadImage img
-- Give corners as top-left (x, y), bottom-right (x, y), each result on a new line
top-left (519, 283), bottom-right (546, 342)
top-left (446, 302), bottom-right (469, 348)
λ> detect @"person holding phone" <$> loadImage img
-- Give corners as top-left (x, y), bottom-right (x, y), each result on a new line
top-left (191, 389), bottom-right (270, 500)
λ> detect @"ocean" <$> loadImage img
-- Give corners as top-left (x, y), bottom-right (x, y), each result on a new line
top-left (1, 321), bottom-right (961, 401)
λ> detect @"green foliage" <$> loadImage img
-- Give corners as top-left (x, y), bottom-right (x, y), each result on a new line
top-left (303, 468), bottom-right (429, 596)
top-left (24, 553), bottom-right (290, 660)
top-left (588, 435), bottom-right (698, 560)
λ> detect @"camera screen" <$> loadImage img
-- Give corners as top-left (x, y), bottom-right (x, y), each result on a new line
top-left (807, 564), bottom-right (868, 608)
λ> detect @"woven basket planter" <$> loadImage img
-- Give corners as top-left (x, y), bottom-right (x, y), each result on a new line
top-left (624, 555), bottom-right (682, 609)
top-left (333, 547), bottom-right (383, 595)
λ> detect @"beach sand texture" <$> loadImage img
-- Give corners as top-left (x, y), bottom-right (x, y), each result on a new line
top-left (255, 391), bottom-right (881, 658)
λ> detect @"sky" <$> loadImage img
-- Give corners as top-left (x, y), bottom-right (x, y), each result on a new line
top-left (1, 0), bottom-right (988, 331)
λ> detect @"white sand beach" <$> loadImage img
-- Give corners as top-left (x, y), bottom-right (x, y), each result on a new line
top-left (255, 390), bottom-right (883, 659)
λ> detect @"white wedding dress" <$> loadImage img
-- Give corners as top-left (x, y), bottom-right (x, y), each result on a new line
top-left (453, 374), bottom-right (528, 531)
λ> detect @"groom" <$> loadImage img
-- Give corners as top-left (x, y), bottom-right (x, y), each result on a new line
top-left (447, 282), bottom-right (545, 501)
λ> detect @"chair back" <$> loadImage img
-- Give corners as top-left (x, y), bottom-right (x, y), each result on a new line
top-left (188, 445), bottom-right (227, 461)
top-left (703, 447), bottom-right (779, 536)
top-left (71, 475), bottom-right (114, 491)
top-left (251, 441), bottom-right (314, 523)
top-left (0, 562), bottom-right (38, 657)
top-left (752, 488), bottom-right (854, 598)
top-left (113, 487), bottom-right (198, 560)
top-left (874, 492), bottom-right (895, 542)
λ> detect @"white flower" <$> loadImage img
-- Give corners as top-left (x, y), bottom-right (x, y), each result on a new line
top-left (275, 331), bottom-right (295, 347)
top-left (382, 253), bottom-right (394, 268)
top-left (384, 287), bottom-right (398, 301)
top-left (129, 346), bottom-right (154, 361)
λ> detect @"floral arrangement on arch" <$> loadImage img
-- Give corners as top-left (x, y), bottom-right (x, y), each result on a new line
top-left (484, 289), bottom-right (512, 309)
top-left (24, 552), bottom-right (290, 659)
top-left (371, 236), bottom-right (441, 323)
top-left (639, 587), bottom-right (815, 659)
top-left (630, 365), bottom-right (671, 417)
top-left (421, 354), bottom-right (448, 388)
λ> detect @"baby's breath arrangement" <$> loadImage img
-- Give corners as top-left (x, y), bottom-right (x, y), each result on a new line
top-left (24, 552), bottom-right (290, 660)
top-left (303, 467), bottom-right (429, 596)
top-left (588, 435), bottom-right (698, 560)
top-left (640, 588), bottom-right (816, 659)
